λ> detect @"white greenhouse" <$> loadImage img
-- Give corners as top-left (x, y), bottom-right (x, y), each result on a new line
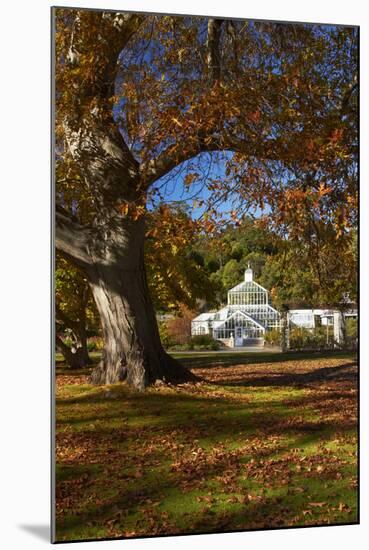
top-left (289, 309), bottom-right (357, 328)
top-left (191, 267), bottom-right (280, 347)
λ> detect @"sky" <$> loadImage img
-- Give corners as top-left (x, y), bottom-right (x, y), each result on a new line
top-left (148, 149), bottom-right (268, 222)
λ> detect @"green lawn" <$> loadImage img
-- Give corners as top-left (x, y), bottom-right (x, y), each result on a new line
top-left (55, 351), bottom-right (358, 541)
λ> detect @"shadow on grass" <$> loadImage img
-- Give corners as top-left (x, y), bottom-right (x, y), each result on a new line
top-left (204, 362), bottom-right (357, 389)
top-left (56, 383), bottom-right (355, 453)
top-left (55, 360), bottom-right (358, 540)
top-left (177, 350), bottom-right (356, 370)
top-left (55, 351), bottom-right (356, 379)
top-left (56, 356), bottom-right (357, 440)
top-left (55, 366), bottom-right (94, 377)
top-left (55, 465), bottom-right (188, 538)
top-left (55, 444), bottom-right (358, 541)
top-left (181, 487), bottom-right (357, 535)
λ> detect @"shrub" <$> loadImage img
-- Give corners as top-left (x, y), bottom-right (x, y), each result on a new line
top-left (167, 344), bottom-right (192, 352)
top-left (158, 321), bottom-right (175, 348)
top-left (289, 325), bottom-right (332, 350)
top-left (210, 340), bottom-right (221, 350)
top-left (345, 317), bottom-right (357, 349)
top-left (165, 307), bottom-right (194, 345)
top-left (190, 335), bottom-right (222, 350)
top-left (264, 329), bottom-right (281, 346)
top-left (165, 335), bottom-right (222, 351)
top-left (346, 317), bottom-right (357, 338)
top-left (87, 336), bottom-right (104, 351)
top-left (290, 327), bottom-right (310, 349)
top-left (60, 336), bottom-right (74, 348)
top-left (190, 334), bottom-right (215, 346)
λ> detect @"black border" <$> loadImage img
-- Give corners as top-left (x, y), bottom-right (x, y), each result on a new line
top-left (51, 5), bottom-right (360, 544)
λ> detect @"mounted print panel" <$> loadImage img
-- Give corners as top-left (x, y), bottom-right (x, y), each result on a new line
top-left (52, 6), bottom-right (358, 543)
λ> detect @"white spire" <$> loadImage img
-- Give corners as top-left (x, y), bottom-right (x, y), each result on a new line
top-left (244, 263), bottom-right (253, 282)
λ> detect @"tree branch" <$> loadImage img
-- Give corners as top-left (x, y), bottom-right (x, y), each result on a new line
top-left (340, 81), bottom-right (358, 116)
top-left (140, 133), bottom-right (282, 186)
top-left (60, 10), bottom-right (143, 195)
top-left (66, 11), bottom-right (144, 101)
top-left (55, 208), bottom-right (92, 268)
top-left (206, 19), bottom-right (223, 83)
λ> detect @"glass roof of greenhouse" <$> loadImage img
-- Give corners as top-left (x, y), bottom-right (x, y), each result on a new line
top-left (228, 280), bottom-right (268, 293)
top-left (228, 266), bottom-right (267, 293)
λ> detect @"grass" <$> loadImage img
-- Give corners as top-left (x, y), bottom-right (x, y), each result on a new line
top-left (54, 350), bottom-right (358, 541)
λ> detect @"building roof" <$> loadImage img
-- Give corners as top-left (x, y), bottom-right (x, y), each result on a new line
top-left (290, 308), bottom-right (357, 316)
top-left (212, 309), bottom-right (266, 331)
top-left (228, 280), bottom-right (268, 293)
top-left (212, 307), bottom-right (229, 321)
top-left (191, 312), bottom-right (216, 322)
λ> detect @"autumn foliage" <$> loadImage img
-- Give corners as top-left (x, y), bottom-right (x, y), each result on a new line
top-left (54, 9), bottom-right (357, 387)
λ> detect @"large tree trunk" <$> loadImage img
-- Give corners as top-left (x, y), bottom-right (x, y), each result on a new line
top-left (85, 216), bottom-right (195, 390)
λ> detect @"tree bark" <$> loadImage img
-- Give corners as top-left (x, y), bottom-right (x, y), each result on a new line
top-left (206, 19), bottom-right (223, 83)
top-left (280, 309), bottom-right (290, 352)
top-left (333, 310), bottom-right (346, 348)
top-left (56, 206), bottom-right (196, 388)
top-left (86, 217), bottom-right (195, 389)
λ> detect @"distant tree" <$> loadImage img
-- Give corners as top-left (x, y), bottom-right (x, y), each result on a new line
top-left (222, 259), bottom-right (243, 290)
top-left (206, 258), bottom-right (221, 273)
top-left (194, 216), bottom-right (357, 310)
top-left (145, 206), bottom-right (217, 312)
top-left (259, 227), bottom-right (357, 309)
top-left (55, 255), bottom-right (99, 368)
top-left (230, 243), bottom-right (243, 261)
top-left (165, 306), bottom-right (194, 346)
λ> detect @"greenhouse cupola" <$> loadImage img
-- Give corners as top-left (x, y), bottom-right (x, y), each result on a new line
top-left (244, 265), bottom-right (253, 282)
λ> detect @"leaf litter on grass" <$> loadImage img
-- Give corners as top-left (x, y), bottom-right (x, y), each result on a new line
top-left (55, 352), bottom-right (358, 540)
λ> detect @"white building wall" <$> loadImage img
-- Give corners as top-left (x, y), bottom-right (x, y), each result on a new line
top-left (290, 309), bottom-right (357, 329)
